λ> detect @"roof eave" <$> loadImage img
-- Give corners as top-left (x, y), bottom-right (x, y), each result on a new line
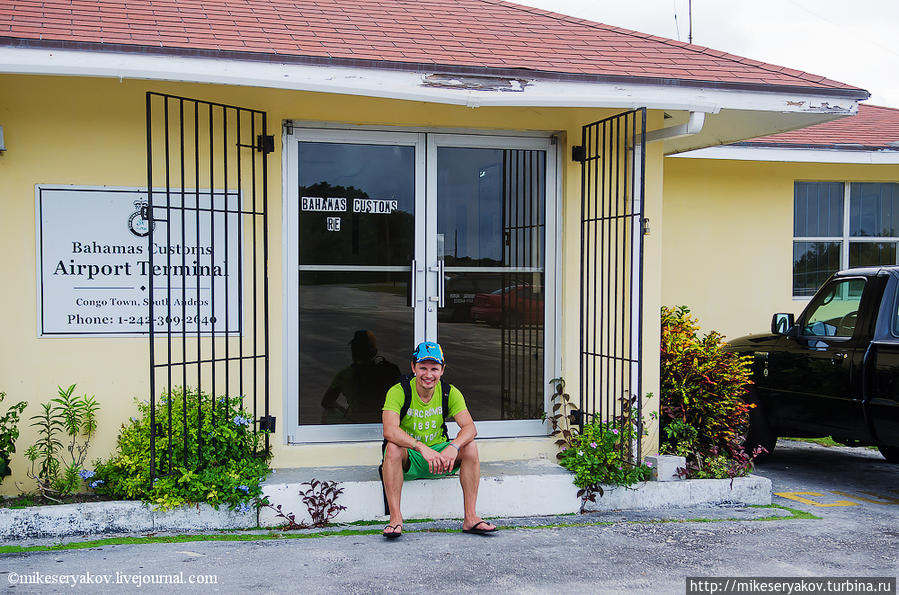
top-left (0, 37), bottom-right (871, 102)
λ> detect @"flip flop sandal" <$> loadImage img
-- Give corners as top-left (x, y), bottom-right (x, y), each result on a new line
top-left (383, 524), bottom-right (402, 539)
top-left (462, 520), bottom-right (497, 535)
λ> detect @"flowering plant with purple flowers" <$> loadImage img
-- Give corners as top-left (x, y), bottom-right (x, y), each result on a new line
top-left (557, 399), bottom-right (651, 509)
top-left (92, 387), bottom-right (271, 511)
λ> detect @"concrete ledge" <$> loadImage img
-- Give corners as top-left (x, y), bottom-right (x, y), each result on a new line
top-left (259, 460), bottom-right (771, 525)
top-left (582, 476), bottom-right (772, 512)
top-left (0, 501), bottom-right (255, 540)
top-left (0, 463), bottom-right (772, 539)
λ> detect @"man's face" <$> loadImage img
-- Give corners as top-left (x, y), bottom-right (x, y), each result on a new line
top-left (412, 360), bottom-right (445, 391)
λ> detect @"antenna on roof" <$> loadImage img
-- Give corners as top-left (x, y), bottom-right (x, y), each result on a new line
top-left (673, 0), bottom-right (681, 41)
top-left (688, 0), bottom-right (693, 44)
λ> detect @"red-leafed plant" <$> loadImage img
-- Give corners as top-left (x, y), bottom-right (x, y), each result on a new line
top-left (660, 306), bottom-right (760, 479)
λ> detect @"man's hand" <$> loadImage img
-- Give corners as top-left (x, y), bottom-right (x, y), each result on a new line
top-left (419, 443), bottom-right (458, 475)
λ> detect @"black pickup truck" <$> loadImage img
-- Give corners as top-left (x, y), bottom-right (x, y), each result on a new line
top-left (726, 266), bottom-right (899, 463)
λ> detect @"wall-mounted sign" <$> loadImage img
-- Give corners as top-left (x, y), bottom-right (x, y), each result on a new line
top-left (36, 186), bottom-right (241, 337)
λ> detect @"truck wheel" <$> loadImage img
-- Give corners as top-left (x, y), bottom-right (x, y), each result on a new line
top-left (746, 392), bottom-right (777, 463)
top-left (878, 445), bottom-right (899, 464)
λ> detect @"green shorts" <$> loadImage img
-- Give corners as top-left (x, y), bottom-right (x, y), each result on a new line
top-left (403, 441), bottom-right (459, 481)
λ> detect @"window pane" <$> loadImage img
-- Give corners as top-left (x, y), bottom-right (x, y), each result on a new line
top-left (298, 142), bottom-right (414, 266)
top-left (849, 241), bottom-right (897, 268)
top-left (298, 271), bottom-right (411, 426)
top-left (801, 278), bottom-right (865, 338)
top-left (850, 182), bottom-right (899, 237)
top-left (793, 241), bottom-right (840, 297)
top-left (437, 148), bottom-right (545, 268)
top-left (438, 272), bottom-right (545, 421)
top-left (794, 182), bottom-right (843, 237)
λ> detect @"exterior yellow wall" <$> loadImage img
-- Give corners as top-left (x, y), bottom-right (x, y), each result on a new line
top-left (662, 157), bottom-right (899, 341)
top-left (0, 73), bottom-right (664, 493)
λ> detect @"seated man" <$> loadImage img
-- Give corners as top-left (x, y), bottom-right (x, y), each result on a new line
top-left (381, 341), bottom-right (497, 538)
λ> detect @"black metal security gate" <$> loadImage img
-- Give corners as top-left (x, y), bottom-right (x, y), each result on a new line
top-left (145, 92), bottom-right (273, 478)
top-left (574, 108), bottom-right (646, 461)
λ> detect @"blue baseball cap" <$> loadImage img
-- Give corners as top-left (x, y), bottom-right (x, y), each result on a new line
top-left (412, 341), bottom-right (444, 365)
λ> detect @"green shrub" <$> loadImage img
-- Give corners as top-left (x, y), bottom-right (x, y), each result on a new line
top-left (93, 387), bottom-right (271, 511)
top-left (558, 399), bottom-right (652, 509)
top-left (660, 306), bottom-right (755, 479)
top-left (24, 385), bottom-right (98, 500)
top-left (0, 392), bottom-right (28, 483)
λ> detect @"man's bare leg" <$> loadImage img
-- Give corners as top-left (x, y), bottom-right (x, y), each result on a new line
top-left (458, 441), bottom-right (495, 532)
top-left (382, 442), bottom-right (407, 536)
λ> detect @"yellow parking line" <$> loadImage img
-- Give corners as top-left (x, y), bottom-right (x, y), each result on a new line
top-left (774, 491), bottom-right (860, 507)
top-left (831, 490), bottom-right (899, 505)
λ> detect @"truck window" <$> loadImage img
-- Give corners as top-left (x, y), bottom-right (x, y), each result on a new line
top-left (801, 278), bottom-right (865, 338)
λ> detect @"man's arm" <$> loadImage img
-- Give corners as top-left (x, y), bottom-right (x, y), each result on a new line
top-left (448, 409), bottom-right (477, 450)
top-left (382, 410), bottom-right (457, 475)
top-left (382, 410), bottom-right (418, 450)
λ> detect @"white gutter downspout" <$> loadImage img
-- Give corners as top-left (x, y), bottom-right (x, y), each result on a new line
top-left (644, 111), bottom-right (706, 143)
top-left (630, 111), bottom-right (706, 450)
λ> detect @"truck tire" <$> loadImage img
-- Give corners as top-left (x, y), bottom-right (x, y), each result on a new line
top-left (746, 391), bottom-right (777, 463)
top-left (878, 445), bottom-right (899, 463)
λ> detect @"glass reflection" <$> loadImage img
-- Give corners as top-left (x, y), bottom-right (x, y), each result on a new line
top-left (437, 146), bottom-right (546, 422)
top-left (298, 272), bottom-right (411, 426)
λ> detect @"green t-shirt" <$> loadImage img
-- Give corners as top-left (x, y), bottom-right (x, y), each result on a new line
top-left (382, 378), bottom-right (467, 446)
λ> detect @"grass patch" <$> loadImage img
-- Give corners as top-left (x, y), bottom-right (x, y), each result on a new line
top-left (0, 505), bottom-right (818, 553)
top-left (782, 437), bottom-right (878, 450)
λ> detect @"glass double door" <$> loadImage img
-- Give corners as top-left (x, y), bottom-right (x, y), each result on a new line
top-left (285, 129), bottom-right (554, 441)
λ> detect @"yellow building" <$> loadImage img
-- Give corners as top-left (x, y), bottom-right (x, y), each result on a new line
top-left (664, 105), bottom-right (899, 340)
top-left (0, 0), bottom-right (870, 494)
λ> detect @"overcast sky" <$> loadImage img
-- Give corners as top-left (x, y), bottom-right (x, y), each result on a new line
top-left (513, 0), bottom-right (899, 107)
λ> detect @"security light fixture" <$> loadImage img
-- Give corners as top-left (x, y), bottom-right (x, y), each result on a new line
top-left (0, 126), bottom-right (5, 152)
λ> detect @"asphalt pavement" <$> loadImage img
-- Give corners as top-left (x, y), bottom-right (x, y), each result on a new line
top-left (2, 440), bottom-right (897, 594)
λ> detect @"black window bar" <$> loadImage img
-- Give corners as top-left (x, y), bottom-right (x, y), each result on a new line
top-left (574, 108), bottom-right (646, 463)
top-left (145, 92), bottom-right (273, 479)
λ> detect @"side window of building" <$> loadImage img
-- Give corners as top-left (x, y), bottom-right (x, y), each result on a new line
top-left (793, 182), bottom-right (899, 297)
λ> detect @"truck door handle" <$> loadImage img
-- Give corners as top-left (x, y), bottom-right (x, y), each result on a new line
top-left (831, 352), bottom-right (847, 365)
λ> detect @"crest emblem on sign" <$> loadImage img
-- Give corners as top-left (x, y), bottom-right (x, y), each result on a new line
top-left (128, 198), bottom-right (153, 237)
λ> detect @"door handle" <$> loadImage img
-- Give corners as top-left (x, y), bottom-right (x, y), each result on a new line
top-left (409, 259), bottom-right (416, 307)
top-left (437, 259), bottom-right (445, 308)
top-left (831, 352), bottom-right (847, 365)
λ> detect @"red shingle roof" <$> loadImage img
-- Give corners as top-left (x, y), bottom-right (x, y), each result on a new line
top-left (743, 105), bottom-right (899, 150)
top-left (0, 0), bottom-right (867, 95)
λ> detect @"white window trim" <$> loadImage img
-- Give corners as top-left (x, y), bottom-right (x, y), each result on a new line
top-left (794, 181), bottom-right (899, 299)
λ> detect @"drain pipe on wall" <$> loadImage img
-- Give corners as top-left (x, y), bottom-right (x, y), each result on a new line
top-left (630, 109), bottom-right (707, 459)
top-left (645, 111), bottom-right (706, 144)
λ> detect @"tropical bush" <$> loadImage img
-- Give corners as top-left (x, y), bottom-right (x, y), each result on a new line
top-left (24, 384), bottom-right (98, 500)
top-left (93, 387), bottom-right (271, 511)
top-left (0, 392), bottom-right (28, 484)
top-left (660, 306), bottom-right (757, 479)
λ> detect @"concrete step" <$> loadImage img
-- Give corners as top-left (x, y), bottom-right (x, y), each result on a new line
top-left (259, 459), bottom-right (772, 525)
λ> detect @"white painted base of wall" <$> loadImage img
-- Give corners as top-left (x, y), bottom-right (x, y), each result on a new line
top-left (259, 460), bottom-right (772, 525)
top-left (0, 501), bottom-right (255, 540)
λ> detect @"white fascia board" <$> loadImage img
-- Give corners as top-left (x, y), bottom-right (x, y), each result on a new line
top-left (670, 145), bottom-right (899, 164)
top-left (0, 46), bottom-right (860, 116)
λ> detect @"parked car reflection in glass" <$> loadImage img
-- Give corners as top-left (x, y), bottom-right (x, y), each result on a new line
top-left (471, 284), bottom-right (544, 327)
top-left (438, 274), bottom-right (502, 323)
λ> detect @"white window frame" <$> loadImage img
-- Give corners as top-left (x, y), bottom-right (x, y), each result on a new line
top-left (794, 181), bottom-right (899, 299)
